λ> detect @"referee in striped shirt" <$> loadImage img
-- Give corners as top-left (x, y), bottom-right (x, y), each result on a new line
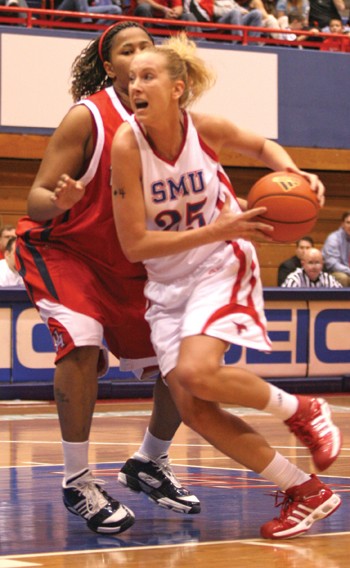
top-left (281, 248), bottom-right (343, 288)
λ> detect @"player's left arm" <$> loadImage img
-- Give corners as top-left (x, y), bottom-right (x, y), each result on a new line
top-left (191, 112), bottom-right (325, 206)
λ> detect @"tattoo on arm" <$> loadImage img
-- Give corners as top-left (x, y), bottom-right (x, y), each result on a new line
top-left (113, 187), bottom-right (126, 198)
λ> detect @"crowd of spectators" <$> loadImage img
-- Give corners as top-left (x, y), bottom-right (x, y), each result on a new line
top-left (1, 0), bottom-right (350, 49)
top-left (277, 211), bottom-right (350, 289)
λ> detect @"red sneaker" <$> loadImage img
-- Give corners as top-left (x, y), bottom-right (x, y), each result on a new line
top-left (285, 396), bottom-right (342, 471)
top-left (260, 474), bottom-right (341, 540)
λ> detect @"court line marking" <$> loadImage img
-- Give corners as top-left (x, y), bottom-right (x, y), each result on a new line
top-left (2, 531), bottom-right (350, 562)
top-left (2, 438), bottom-right (350, 451)
top-left (1, 462), bottom-right (350, 485)
top-left (1, 440), bottom-right (350, 462)
top-left (1, 404), bottom-right (349, 422)
top-left (0, 561), bottom-right (42, 567)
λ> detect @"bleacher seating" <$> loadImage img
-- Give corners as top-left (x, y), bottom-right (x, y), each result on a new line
top-left (1, 136), bottom-right (349, 287)
top-left (0, 5), bottom-right (349, 48)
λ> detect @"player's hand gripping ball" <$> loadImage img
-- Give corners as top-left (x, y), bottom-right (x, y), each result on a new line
top-left (247, 171), bottom-right (320, 242)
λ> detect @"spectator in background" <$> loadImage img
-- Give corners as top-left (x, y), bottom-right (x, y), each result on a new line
top-left (309, 0), bottom-right (345, 30)
top-left (320, 17), bottom-right (350, 51)
top-left (0, 237), bottom-right (25, 287)
top-left (278, 13), bottom-right (318, 42)
top-left (322, 211), bottom-right (350, 286)
top-left (276, 0), bottom-right (310, 29)
top-left (0, 224), bottom-right (17, 260)
top-left (187, 0), bottom-right (263, 41)
top-left (237, 0), bottom-right (310, 41)
top-left (57, 0), bottom-right (122, 24)
top-left (281, 247), bottom-right (343, 287)
top-left (274, 0), bottom-right (323, 45)
top-left (213, 0), bottom-right (263, 41)
top-left (131, 0), bottom-right (198, 32)
top-left (277, 235), bottom-right (314, 285)
top-left (249, 0), bottom-right (283, 38)
top-left (0, 0), bottom-right (29, 21)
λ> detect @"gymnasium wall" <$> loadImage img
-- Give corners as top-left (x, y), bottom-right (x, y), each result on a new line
top-left (1, 289), bottom-right (349, 398)
top-left (0, 28), bottom-right (349, 397)
top-left (0, 27), bottom-right (350, 148)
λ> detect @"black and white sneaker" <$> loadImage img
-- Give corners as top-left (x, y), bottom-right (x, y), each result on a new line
top-left (118, 454), bottom-right (201, 514)
top-left (63, 468), bottom-right (135, 534)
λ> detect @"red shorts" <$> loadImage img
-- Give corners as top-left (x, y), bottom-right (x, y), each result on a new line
top-left (16, 239), bottom-right (156, 368)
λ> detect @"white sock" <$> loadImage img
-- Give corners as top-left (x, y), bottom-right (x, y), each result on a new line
top-left (261, 452), bottom-right (310, 491)
top-left (134, 428), bottom-right (172, 462)
top-left (263, 384), bottom-right (299, 421)
top-left (62, 439), bottom-right (89, 484)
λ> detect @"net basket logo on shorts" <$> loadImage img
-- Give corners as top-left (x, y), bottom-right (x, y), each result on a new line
top-left (272, 176), bottom-right (301, 192)
top-left (52, 328), bottom-right (66, 352)
top-left (47, 317), bottom-right (70, 354)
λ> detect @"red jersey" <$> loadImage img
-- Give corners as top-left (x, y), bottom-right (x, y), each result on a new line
top-left (320, 36), bottom-right (350, 52)
top-left (16, 87), bottom-right (146, 280)
top-left (15, 87), bottom-right (155, 362)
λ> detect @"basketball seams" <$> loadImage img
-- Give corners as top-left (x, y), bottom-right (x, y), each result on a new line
top-left (247, 171), bottom-right (320, 242)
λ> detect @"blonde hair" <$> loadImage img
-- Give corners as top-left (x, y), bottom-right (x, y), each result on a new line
top-left (147, 33), bottom-right (216, 108)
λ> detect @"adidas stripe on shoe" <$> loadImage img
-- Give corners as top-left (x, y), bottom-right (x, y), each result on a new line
top-left (63, 468), bottom-right (135, 534)
top-left (260, 474), bottom-right (342, 540)
top-left (285, 396), bottom-right (342, 471)
top-left (118, 454), bottom-right (200, 514)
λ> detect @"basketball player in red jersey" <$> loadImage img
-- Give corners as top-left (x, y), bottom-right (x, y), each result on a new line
top-left (15, 22), bottom-right (200, 535)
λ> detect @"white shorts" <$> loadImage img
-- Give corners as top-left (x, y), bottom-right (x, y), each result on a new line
top-left (145, 241), bottom-right (272, 377)
top-left (37, 299), bottom-right (157, 379)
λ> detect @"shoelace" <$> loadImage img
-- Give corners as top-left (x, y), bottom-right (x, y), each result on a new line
top-left (273, 490), bottom-right (290, 509)
top-left (71, 474), bottom-right (109, 516)
top-left (265, 490), bottom-right (293, 520)
top-left (155, 456), bottom-right (182, 488)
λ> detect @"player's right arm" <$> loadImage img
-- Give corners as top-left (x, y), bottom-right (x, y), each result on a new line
top-left (111, 124), bottom-right (273, 263)
top-left (27, 105), bottom-right (94, 221)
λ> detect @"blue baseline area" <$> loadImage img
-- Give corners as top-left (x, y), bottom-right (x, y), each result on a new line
top-left (1, 288), bottom-right (350, 398)
top-left (0, 463), bottom-right (348, 556)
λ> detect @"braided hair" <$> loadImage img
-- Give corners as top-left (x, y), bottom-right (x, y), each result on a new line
top-left (70, 21), bottom-right (153, 103)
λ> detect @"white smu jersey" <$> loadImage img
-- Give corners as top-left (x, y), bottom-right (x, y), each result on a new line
top-left (129, 111), bottom-right (243, 283)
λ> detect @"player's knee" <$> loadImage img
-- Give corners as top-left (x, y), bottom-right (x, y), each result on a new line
top-left (57, 345), bottom-right (100, 372)
top-left (175, 359), bottom-right (217, 399)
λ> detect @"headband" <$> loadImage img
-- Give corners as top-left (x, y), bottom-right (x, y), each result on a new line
top-left (98, 23), bottom-right (118, 63)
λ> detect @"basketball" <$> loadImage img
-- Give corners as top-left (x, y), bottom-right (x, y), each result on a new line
top-left (247, 171), bottom-right (320, 243)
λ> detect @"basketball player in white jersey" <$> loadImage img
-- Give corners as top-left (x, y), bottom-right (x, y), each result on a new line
top-left (111, 34), bottom-right (342, 540)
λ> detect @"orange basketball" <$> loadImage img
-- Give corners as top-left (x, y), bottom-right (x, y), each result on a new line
top-left (247, 172), bottom-right (320, 243)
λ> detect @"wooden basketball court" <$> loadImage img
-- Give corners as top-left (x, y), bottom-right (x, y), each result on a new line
top-left (1, 394), bottom-right (349, 567)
